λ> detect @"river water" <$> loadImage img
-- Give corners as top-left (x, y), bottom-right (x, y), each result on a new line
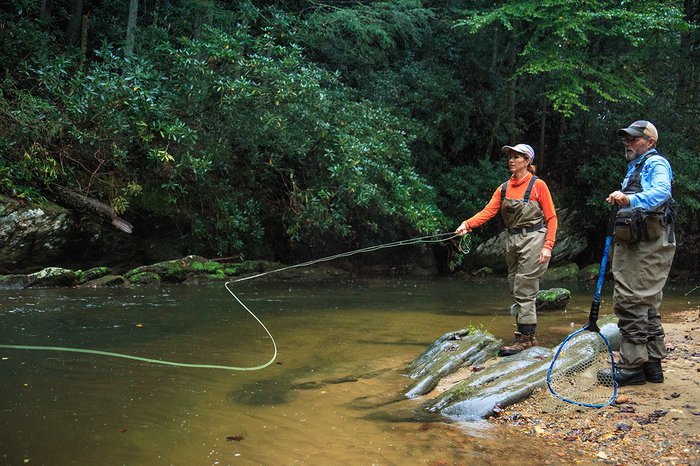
top-left (0, 277), bottom-right (694, 465)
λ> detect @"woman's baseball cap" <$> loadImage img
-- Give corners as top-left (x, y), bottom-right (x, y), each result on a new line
top-left (502, 144), bottom-right (535, 162)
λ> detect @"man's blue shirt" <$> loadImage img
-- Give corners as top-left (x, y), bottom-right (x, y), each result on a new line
top-left (621, 149), bottom-right (673, 211)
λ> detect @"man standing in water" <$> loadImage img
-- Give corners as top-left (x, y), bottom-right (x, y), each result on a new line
top-left (604, 120), bottom-right (676, 386)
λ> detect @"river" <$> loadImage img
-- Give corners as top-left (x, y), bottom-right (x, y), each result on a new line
top-left (0, 277), bottom-right (694, 465)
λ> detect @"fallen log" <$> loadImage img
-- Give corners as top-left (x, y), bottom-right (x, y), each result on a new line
top-left (51, 185), bottom-right (133, 233)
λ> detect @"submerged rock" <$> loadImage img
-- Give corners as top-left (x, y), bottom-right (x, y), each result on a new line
top-left (406, 319), bottom-right (621, 421)
top-left (428, 345), bottom-right (553, 419)
top-left (405, 328), bottom-right (502, 398)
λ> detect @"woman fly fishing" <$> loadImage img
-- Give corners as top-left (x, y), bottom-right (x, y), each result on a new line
top-left (456, 144), bottom-right (558, 356)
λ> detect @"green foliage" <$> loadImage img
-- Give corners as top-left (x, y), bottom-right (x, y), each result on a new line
top-left (1, 6), bottom-right (446, 257)
top-left (359, 60), bottom-right (477, 165)
top-left (437, 158), bottom-right (509, 226)
top-left (301, 0), bottom-right (434, 76)
top-left (157, 22), bottom-right (446, 251)
top-left (456, 0), bottom-right (689, 116)
top-left (0, 0), bottom-right (698, 270)
top-left (577, 153), bottom-right (628, 227)
top-left (670, 148), bottom-right (700, 228)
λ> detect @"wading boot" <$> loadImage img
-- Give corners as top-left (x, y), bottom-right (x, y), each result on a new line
top-left (643, 359), bottom-right (664, 383)
top-left (498, 324), bottom-right (537, 356)
top-left (597, 366), bottom-right (646, 387)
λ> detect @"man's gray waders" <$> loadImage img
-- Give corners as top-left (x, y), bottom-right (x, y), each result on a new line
top-left (612, 223), bottom-right (675, 368)
top-left (612, 151), bottom-right (676, 368)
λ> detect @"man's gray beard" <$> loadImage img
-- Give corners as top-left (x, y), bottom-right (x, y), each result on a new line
top-left (625, 151), bottom-right (639, 162)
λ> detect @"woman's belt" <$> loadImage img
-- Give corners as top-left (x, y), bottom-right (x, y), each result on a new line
top-left (507, 222), bottom-right (545, 235)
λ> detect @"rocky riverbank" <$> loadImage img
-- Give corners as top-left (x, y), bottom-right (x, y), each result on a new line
top-left (489, 309), bottom-right (700, 465)
top-left (0, 256), bottom-right (292, 289)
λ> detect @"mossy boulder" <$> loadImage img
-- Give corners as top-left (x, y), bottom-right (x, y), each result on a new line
top-left (82, 275), bottom-right (130, 288)
top-left (27, 267), bottom-right (82, 287)
top-left (122, 256), bottom-right (285, 284)
top-left (405, 328), bottom-right (502, 398)
top-left (412, 317), bottom-right (621, 421)
top-left (127, 271), bottom-right (161, 285)
top-left (124, 255), bottom-right (216, 283)
top-left (535, 287), bottom-right (571, 310)
top-left (77, 266), bottom-right (111, 284)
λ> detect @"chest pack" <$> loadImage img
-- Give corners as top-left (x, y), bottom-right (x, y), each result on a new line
top-left (614, 152), bottom-right (676, 243)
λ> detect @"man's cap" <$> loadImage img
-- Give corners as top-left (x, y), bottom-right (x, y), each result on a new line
top-left (502, 144), bottom-right (535, 162)
top-left (617, 120), bottom-right (658, 141)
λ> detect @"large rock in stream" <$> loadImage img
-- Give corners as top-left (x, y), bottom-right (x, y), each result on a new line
top-left (405, 328), bottom-right (503, 398)
top-left (406, 320), bottom-right (621, 421)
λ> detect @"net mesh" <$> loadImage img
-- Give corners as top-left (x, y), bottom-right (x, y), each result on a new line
top-left (546, 330), bottom-right (616, 412)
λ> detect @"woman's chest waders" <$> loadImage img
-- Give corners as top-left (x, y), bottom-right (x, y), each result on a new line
top-left (500, 176), bottom-right (548, 325)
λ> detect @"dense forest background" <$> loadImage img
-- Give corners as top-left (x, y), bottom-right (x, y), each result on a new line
top-left (1, 0), bottom-right (699, 271)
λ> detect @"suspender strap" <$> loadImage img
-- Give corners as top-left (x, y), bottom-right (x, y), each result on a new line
top-left (500, 176), bottom-right (538, 202)
top-left (523, 175), bottom-right (538, 202)
top-left (622, 151), bottom-right (656, 193)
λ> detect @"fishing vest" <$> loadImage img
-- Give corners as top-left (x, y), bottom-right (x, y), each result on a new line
top-left (500, 175), bottom-right (545, 234)
top-left (615, 151), bottom-right (676, 242)
top-left (622, 151), bottom-right (659, 198)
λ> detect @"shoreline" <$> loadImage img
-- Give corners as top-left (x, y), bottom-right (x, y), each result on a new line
top-left (489, 308), bottom-right (700, 465)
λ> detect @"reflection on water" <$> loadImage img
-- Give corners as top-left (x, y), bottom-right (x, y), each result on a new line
top-left (0, 278), bottom-right (695, 465)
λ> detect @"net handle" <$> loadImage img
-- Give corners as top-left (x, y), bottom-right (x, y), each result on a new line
top-left (587, 205), bottom-right (619, 333)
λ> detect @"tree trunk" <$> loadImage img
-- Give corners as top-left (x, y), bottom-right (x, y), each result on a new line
top-left (676, 0), bottom-right (700, 130)
top-left (80, 12), bottom-right (89, 63)
top-left (125, 0), bottom-right (139, 58)
top-left (538, 97), bottom-right (547, 174)
top-left (66, 0), bottom-right (84, 45)
top-left (39, 0), bottom-right (50, 23)
top-left (484, 25), bottom-right (517, 159)
top-left (484, 27), bottom-right (501, 159)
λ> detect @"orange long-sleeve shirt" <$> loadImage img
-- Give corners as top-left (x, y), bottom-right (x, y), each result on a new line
top-left (465, 173), bottom-right (558, 250)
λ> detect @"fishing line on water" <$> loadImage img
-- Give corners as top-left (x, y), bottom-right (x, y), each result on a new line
top-left (1, 231), bottom-right (467, 371)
